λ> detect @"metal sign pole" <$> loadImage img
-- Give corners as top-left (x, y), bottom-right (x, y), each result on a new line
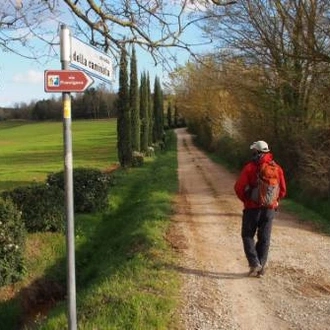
top-left (60, 24), bottom-right (77, 330)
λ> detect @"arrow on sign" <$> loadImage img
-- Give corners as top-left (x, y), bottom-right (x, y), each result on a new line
top-left (44, 70), bottom-right (94, 93)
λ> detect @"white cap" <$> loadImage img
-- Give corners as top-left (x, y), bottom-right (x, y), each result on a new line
top-left (250, 140), bottom-right (270, 152)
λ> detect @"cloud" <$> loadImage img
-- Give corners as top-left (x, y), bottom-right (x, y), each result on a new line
top-left (12, 69), bottom-right (43, 84)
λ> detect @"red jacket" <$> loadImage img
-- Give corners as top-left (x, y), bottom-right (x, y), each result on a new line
top-left (234, 153), bottom-right (286, 209)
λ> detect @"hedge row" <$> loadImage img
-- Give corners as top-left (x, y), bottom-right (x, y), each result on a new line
top-left (0, 198), bottom-right (25, 286)
top-left (3, 184), bottom-right (65, 233)
top-left (0, 167), bottom-right (115, 286)
top-left (47, 168), bottom-right (114, 213)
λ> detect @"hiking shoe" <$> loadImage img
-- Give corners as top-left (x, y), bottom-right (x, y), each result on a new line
top-left (257, 266), bottom-right (266, 278)
top-left (248, 265), bottom-right (262, 277)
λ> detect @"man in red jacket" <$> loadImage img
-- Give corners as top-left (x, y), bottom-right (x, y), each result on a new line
top-left (234, 140), bottom-right (286, 277)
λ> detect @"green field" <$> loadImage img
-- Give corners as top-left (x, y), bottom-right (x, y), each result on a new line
top-left (0, 120), bottom-right (118, 191)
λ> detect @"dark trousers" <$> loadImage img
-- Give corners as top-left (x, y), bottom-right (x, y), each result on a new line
top-left (241, 208), bottom-right (276, 268)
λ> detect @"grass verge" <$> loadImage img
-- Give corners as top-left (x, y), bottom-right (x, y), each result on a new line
top-left (280, 199), bottom-right (330, 234)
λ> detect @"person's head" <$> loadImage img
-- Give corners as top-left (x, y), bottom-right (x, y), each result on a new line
top-left (250, 140), bottom-right (270, 161)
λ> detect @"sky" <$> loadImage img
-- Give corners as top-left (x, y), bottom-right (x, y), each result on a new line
top-left (1, 50), bottom-right (54, 107)
top-left (0, 2), bottom-right (210, 108)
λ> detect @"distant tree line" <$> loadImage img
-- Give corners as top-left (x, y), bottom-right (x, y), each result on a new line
top-left (0, 85), bottom-right (118, 121)
top-left (0, 80), bottom-right (183, 130)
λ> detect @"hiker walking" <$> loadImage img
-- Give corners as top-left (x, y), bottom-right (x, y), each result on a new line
top-left (234, 140), bottom-right (286, 277)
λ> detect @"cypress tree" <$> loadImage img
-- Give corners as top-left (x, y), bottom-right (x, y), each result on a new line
top-left (130, 46), bottom-right (140, 152)
top-left (174, 104), bottom-right (179, 127)
top-left (153, 76), bottom-right (163, 142)
top-left (117, 47), bottom-right (132, 167)
top-left (160, 88), bottom-right (164, 132)
top-left (147, 73), bottom-right (153, 146)
top-left (167, 102), bottom-right (172, 128)
top-left (140, 72), bottom-right (149, 152)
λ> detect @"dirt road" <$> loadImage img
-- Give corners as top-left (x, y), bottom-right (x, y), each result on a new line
top-left (169, 128), bottom-right (330, 330)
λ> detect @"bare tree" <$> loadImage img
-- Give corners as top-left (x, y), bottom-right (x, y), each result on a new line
top-left (198, 0), bottom-right (330, 130)
top-left (1, 0), bottom-right (236, 67)
top-left (60, 0), bottom-right (235, 66)
top-left (0, 0), bottom-right (62, 61)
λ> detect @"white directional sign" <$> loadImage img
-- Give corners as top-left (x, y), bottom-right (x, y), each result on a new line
top-left (70, 37), bottom-right (113, 83)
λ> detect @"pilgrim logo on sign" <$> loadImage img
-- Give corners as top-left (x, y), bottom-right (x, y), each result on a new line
top-left (70, 37), bottom-right (113, 83)
top-left (48, 75), bottom-right (60, 87)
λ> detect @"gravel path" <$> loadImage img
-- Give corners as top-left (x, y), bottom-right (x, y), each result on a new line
top-left (167, 128), bottom-right (330, 330)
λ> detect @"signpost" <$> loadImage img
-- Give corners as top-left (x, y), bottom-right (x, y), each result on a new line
top-left (60, 25), bottom-right (77, 330)
top-left (44, 70), bottom-right (94, 93)
top-left (44, 24), bottom-right (112, 330)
